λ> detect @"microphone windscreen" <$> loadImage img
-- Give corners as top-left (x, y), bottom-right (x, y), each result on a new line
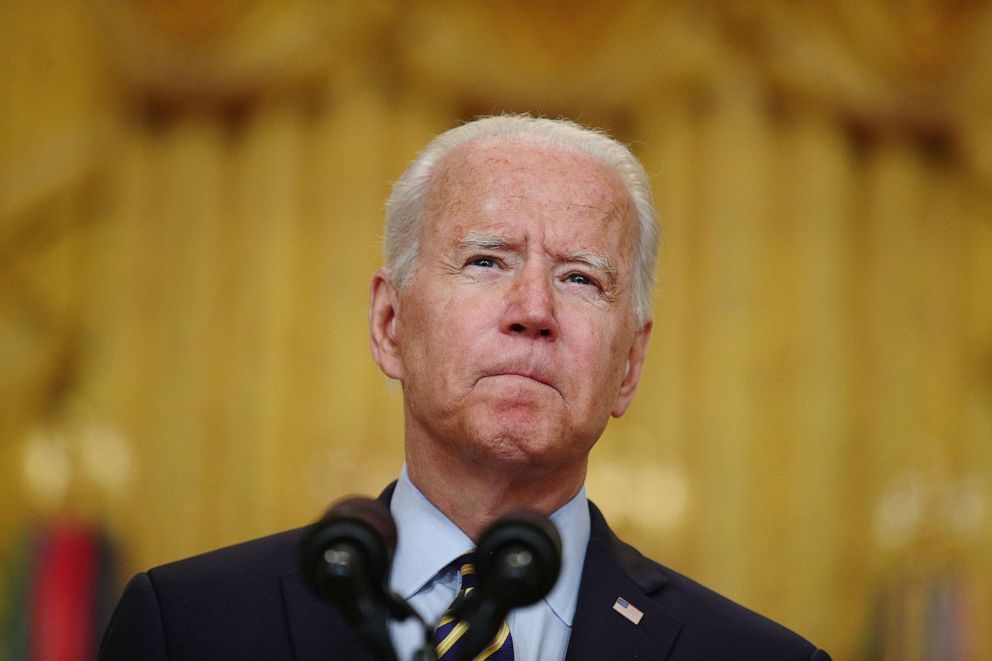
top-left (476, 509), bottom-right (562, 608)
top-left (298, 496), bottom-right (397, 601)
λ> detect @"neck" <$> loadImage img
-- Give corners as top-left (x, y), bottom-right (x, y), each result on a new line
top-left (404, 440), bottom-right (587, 541)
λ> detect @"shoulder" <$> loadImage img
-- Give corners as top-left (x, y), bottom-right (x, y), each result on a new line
top-left (148, 526), bottom-right (306, 589)
top-left (585, 502), bottom-right (829, 660)
top-left (145, 527), bottom-right (310, 639)
top-left (653, 561), bottom-right (822, 659)
top-left (101, 527), bottom-right (313, 660)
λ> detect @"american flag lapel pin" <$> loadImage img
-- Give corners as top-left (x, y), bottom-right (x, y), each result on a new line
top-left (612, 596), bottom-right (644, 625)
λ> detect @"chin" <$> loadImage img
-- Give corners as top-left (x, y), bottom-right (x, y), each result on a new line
top-left (453, 403), bottom-right (599, 468)
top-left (467, 423), bottom-right (576, 469)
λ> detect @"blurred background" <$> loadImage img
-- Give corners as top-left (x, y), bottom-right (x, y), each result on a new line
top-left (2, 1), bottom-right (991, 659)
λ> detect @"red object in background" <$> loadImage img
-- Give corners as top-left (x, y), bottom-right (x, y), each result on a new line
top-left (29, 522), bottom-right (99, 661)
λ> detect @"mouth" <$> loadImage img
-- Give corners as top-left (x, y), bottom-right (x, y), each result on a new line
top-left (480, 371), bottom-right (559, 395)
top-left (502, 371), bottom-right (550, 385)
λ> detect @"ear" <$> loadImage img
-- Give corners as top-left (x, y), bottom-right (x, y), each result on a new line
top-left (611, 320), bottom-right (653, 418)
top-left (369, 267), bottom-right (404, 380)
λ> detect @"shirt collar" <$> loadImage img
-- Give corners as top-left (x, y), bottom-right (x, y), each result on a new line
top-left (387, 464), bottom-right (590, 627)
top-left (389, 465), bottom-right (475, 601)
top-left (544, 480), bottom-right (590, 627)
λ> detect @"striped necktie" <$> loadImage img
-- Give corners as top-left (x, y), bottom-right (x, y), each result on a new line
top-left (433, 552), bottom-right (514, 660)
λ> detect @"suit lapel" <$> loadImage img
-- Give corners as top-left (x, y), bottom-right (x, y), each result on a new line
top-left (565, 503), bottom-right (683, 661)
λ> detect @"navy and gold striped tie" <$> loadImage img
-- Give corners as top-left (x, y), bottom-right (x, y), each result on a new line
top-left (433, 553), bottom-right (514, 660)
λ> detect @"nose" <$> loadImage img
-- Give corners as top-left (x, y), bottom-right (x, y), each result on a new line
top-left (500, 267), bottom-right (559, 340)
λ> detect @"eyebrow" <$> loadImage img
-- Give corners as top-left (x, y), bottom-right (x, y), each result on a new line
top-left (565, 251), bottom-right (617, 277)
top-left (456, 231), bottom-right (517, 252)
top-left (457, 231), bottom-right (617, 277)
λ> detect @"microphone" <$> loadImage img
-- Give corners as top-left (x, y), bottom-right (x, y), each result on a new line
top-left (450, 509), bottom-right (562, 661)
top-left (298, 497), bottom-right (399, 661)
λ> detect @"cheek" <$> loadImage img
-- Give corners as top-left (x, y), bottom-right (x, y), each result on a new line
top-left (578, 324), bottom-right (632, 386)
top-left (396, 298), bottom-right (439, 375)
top-left (400, 294), bottom-right (480, 373)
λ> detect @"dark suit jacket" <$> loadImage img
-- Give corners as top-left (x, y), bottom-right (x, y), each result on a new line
top-left (100, 491), bottom-right (830, 660)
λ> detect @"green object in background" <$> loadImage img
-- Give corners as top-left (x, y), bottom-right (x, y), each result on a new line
top-left (1, 529), bottom-right (35, 661)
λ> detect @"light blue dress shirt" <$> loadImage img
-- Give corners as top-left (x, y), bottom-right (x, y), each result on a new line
top-left (387, 465), bottom-right (590, 661)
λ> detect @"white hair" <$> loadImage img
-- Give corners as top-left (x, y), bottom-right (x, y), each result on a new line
top-left (384, 114), bottom-right (659, 324)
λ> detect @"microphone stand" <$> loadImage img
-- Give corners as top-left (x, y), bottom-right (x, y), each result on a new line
top-left (385, 592), bottom-right (438, 661)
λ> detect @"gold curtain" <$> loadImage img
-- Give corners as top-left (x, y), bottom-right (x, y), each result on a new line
top-left (2, 2), bottom-right (991, 658)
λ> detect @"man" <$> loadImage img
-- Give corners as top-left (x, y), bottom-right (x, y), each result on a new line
top-left (100, 115), bottom-right (830, 660)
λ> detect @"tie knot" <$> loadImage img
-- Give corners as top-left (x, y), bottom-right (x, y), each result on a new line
top-left (450, 551), bottom-right (478, 592)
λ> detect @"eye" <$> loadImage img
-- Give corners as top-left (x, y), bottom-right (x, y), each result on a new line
top-left (565, 272), bottom-right (594, 286)
top-left (468, 256), bottom-right (498, 268)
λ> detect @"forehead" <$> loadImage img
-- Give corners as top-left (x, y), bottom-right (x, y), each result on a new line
top-left (424, 137), bottom-right (636, 239)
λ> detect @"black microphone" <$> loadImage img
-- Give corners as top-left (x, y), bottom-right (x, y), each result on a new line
top-left (449, 509), bottom-right (562, 661)
top-left (298, 497), bottom-right (399, 661)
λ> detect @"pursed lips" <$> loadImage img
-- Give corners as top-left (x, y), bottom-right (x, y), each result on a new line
top-left (477, 370), bottom-right (562, 397)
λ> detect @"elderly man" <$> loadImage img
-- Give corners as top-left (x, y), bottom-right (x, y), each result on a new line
top-left (100, 116), bottom-right (830, 660)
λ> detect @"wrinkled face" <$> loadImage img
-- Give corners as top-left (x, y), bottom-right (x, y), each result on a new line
top-left (376, 138), bottom-right (651, 474)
